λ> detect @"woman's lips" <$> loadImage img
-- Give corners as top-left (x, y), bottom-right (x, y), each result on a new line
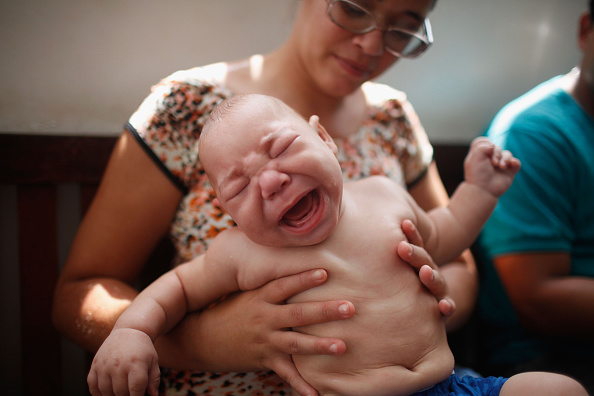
top-left (334, 55), bottom-right (371, 79)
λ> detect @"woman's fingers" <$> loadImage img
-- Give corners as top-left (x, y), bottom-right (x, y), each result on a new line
top-left (401, 219), bottom-right (424, 248)
top-left (265, 333), bottom-right (347, 395)
top-left (251, 270), bottom-right (353, 395)
top-left (270, 329), bottom-right (347, 357)
top-left (260, 269), bottom-right (355, 329)
top-left (398, 240), bottom-right (437, 271)
top-left (273, 299), bottom-right (355, 329)
top-left (418, 264), bottom-right (447, 301)
top-left (261, 269), bottom-right (329, 303)
top-left (419, 264), bottom-right (456, 317)
top-left (438, 298), bottom-right (456, 318)
top-left (270, 356), bottom-right (319, 396)
top-left (399, 228), bottom-right (456, 319)
top-left (175, 270), bottom-right (354, 374)
top-left (399, 223), bottom-right (448, 300)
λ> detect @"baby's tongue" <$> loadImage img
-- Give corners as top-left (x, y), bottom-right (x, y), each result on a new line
top-left (283, 193), bottom-right (313, 227)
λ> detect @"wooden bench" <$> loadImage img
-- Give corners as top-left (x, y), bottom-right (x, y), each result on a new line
top-left (0, 133), bottom-right (470, 395)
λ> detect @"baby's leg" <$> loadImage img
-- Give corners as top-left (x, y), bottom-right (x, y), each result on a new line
top-left (500, 371), bottom-right (587, 396)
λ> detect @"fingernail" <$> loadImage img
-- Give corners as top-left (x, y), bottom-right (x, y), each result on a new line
top-left (329, 343), bottom-right (338, 354)
top-left (338, 303), bottom-right (349, 314)
top-left (313, 270), bottom-right (325, 281)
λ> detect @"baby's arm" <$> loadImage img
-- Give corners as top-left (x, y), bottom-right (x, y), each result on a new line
top-left (417, 137), bottom-right (520, 264)
top-left (88, 230), bottom-right (246, 396)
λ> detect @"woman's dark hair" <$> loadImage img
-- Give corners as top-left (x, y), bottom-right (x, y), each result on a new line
top-left (591, 0), bottom-right (593, 20)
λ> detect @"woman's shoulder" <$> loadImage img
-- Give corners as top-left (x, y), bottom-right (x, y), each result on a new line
top-left (130, 62), bottom-right (235, 130)
top-left (361, 81), bottom-right (408, 108)
top-left (157, 62), bottom-right (233, 94)
top-left (158, 56), bottom-right (255, 94)
top-left (360, 81), bottom-right (416, 125)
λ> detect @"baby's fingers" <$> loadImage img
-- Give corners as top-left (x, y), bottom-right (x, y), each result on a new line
top-left (146, 362), bottom-right (161, 396)
top-left (109, 369), bottom-right (142, 396)
top-left (87, 368), bottom-right (102, 396)
top-left (126, 369), bottom-right (151, 396)
top-left (124, 357), bottom-right (160, 396)
top-left (94, 372), bottom-right (116, 396)
top-left (490, 144), bottom-right (503, 167)
top-left (499, 150), bottom-right (521, 171)
top-left (88, 364), bottom-right (118, 396)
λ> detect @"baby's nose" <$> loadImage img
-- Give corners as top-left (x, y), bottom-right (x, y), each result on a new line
top-left (259, 169), bottom-right (290, 199)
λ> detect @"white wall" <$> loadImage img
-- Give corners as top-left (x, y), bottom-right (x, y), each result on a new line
top-left (378, 0), bottom-right (586, 142)
top-left (0, 0), bottom-right (585, 142)
top-left (0, 0), bottom-right (295, 135)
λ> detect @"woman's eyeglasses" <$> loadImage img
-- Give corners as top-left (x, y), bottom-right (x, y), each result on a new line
top-left (327, 0), bottom-right (433, 58)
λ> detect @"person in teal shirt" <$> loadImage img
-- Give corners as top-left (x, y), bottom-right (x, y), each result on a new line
top-left (478, 2), bottom-right (594, 393)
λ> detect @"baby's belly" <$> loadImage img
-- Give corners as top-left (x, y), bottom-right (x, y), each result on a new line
top-left (291, 270), bottom-right (455, 395)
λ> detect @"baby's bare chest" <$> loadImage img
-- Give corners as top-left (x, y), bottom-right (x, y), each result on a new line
top-left (281, 195), bottom-right (418, 301)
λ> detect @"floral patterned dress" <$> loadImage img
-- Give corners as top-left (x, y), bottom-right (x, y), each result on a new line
top-left (127, 66), bottom-right (433, 395)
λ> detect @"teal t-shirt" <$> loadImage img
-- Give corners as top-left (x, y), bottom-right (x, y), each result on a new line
top-left (478, 74), bottom-right (594, 365)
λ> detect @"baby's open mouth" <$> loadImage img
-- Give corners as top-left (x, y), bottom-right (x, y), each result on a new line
top-left (282, 190), bottom-right (320, 228)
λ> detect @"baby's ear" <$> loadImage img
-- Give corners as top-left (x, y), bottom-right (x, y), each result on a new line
top-left (309, 115), bottom-right (338, 155)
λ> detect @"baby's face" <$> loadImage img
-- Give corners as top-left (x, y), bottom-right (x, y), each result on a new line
top-left (202, 101), bottom-right (343, 247)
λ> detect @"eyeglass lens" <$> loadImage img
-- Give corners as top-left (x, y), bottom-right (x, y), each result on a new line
top-left (328, 0), bottom-right (430, 58)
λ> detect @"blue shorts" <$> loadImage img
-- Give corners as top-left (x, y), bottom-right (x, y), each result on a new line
top-left (413, 374), bottom-right (508, 396)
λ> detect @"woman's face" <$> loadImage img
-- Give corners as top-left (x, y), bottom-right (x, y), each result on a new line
top-left (291, 0), bottom-right (434, 97)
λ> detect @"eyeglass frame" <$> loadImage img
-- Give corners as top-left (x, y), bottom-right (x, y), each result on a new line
top-left (326, 0), bottom-right (434, 58)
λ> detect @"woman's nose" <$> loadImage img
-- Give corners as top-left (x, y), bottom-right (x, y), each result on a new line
top-left (259, 169), bottom-right (290, 199)
top-left (353, 29), bottom-right (384, 56)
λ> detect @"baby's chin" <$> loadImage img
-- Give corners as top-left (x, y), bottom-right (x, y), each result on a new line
top-left (248, 224), bottom-right (335, 248)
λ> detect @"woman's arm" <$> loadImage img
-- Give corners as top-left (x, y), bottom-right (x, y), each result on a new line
top-left (52, 130), bottom-right (182, 352)
top-left (404, 162), bottom-right (479, 331)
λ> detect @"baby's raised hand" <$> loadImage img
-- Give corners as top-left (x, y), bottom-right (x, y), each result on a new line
top-left (88, 328), bottom-right (161, 396)
top-left (464, 137), bottom-right (521, 197)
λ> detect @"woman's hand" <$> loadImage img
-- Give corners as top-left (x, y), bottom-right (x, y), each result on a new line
top-left (398, 219), bottom-right (456, 318)
top-left (156, 269), bottom-right (354, 396)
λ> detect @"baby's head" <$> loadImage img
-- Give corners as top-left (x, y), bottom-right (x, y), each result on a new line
top-left (200, 94), bottom-right (343, 247)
